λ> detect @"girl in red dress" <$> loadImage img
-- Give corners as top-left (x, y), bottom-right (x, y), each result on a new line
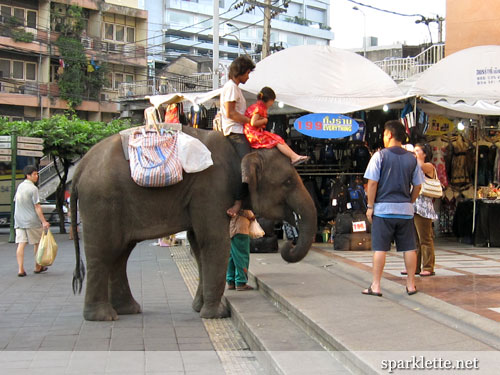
top-left (244, 87), bottom-right (308, 166)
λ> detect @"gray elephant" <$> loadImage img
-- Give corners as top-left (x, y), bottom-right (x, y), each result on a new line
top-left (71, 126), bottom-right (316, 321)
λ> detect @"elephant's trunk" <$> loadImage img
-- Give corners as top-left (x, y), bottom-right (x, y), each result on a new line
top-left (280, 187), bottom-right (317, 263)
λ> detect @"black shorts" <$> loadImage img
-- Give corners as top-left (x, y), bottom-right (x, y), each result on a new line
top-left (371, 215), bottom-right (416, 252)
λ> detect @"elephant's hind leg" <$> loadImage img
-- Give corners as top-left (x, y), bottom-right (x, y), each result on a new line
top-left (109, 243), bottom-right (142, 315)
top-left (187, 230), bottom-right (204, 312)
top-left (83, 256), bottom-right (118, 321)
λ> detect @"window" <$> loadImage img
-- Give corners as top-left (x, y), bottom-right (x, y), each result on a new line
top-left (125, 74), bottom-right (134, 83)
top-left (105, 23), bottom-right (114, 40)
top-left (13, 8), bottom-right (24, 24)
top-left (1, 6), bottom-right (11, 19)
top-left (104, 72), bottom-right (112, 89)
top-left (0, 6), bottom-right (37, 28)
top-left (26, 63), bottom-right (36, 81)
top-left (126, 27), bottom-right (135, 43)
top-left (115, 25), bottom-right (124, 42)
top-left (104, 22), bottom-right (135, 43)
top-left (0, 59), bottom-right (37, 80)
top-left (13, 61), bottom-right (24, 79)
top-left (114, 73), bottom-right (123, 90)
top-left (0, 59), bottom-right (9, 78)
top-left (26, 10), bottom-right (36, 28)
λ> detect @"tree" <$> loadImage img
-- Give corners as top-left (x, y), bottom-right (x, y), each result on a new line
top-left (0, 115), bottom-right (133, 233)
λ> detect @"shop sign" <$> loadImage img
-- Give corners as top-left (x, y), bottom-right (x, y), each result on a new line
top-left (426, 115), bottom-right (455, 136)
top-left (294, 114), bottom-right (359, 139)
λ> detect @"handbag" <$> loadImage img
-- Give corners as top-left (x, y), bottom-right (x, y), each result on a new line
top-left (128, 129), bottom-right (183, 187)
top-left (420, 166), bottom-right (443, 198)
top-left (36, 229), bottom-right (58, 266)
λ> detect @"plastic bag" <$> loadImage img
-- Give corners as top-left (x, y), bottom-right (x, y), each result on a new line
top-left (177, 132), bottom-right (214, 173)
top-left (249, 220), bottom-right (265, 239)
top-left (36, 229), bottom-right (58, 266)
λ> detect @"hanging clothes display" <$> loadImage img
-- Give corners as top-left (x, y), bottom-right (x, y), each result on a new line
top-left (450, 135), bottom-right (471, 185)
top-left (429, 137), bottom-right (450, 188)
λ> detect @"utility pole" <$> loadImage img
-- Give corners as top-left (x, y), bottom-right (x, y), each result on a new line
top-left (245, 0), bottom-right (289, 59)
top-left (213, 0), bottom-right (220, 89)
top-left (262, 0), bottom-right (271, 58)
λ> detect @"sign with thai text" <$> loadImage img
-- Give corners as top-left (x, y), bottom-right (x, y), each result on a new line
top-left (294, 114), bottom-right (359, 139)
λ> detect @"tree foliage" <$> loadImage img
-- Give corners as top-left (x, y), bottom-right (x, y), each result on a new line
top-left (0, 115), bottom-right (134, 232)
top-left (53, 5), bottom-right (108, 108)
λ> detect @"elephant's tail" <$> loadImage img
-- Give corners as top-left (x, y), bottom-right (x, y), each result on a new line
top-left (71, 186), bottom-right (85, 294)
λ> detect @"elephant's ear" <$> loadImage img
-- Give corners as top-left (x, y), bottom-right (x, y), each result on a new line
top-left (241, 151), bottom-right (263, 193)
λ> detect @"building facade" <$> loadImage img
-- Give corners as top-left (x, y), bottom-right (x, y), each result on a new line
top-left (0, 0), bottom-right (147, 122)
top-left (446, 0), bottom-right (500, 56)
top-left (142, 0), bottom-right (333, 67)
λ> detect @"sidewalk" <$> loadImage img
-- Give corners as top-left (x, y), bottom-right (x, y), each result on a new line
top-left (314, 237), bottom-right (500, 322)
top-left (0, 232), bottom-right (236, 374)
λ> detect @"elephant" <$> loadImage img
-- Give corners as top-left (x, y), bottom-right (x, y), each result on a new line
top-left (71, 126), bottom-right (317, 321)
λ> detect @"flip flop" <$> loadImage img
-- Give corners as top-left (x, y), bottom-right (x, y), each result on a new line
top-left (361, 286), bottom-right (382, 297)
top-left (34, 266), bottom-right (48, 274)
top-left (292, 156), bottom-right (309, 167)
top-left (236, 284), bottom-right (254, 291)
top-left (419, 271), bottom-right (435, 277)
top-left (227, 283), bottom-right (235, 290)
top-left (400, 270), bottom-right (408, 275)
top-left (18, 272), bottom-right (27, 277)
top-left (406, 287), bottom-right (418, 295)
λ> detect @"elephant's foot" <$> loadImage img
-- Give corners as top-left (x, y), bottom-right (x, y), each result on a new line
top-left (192, 295), bottom-right (203, 312)
top-left (83, 302), bottom-right (118, 321)
top-left (200, 302), bottom-right (230, 319)
top-left (112, 298), bottom-right (142, 315)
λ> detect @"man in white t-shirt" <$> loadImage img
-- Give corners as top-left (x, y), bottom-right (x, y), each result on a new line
top-left (14, 165), bottom-right (50, 277)
top-left (220, 56), bottom-right (256, 217)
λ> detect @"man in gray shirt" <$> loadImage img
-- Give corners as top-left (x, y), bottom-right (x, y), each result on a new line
top-left (14, 165), bottom-right (50, 277)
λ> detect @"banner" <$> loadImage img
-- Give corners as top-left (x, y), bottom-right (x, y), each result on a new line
top-left (294, 114), bottom-right (359, 139)
top-left (426, 115), bottom-right (455, 136)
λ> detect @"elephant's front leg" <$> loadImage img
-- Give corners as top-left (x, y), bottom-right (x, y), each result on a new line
top-left (83, 256), bottom-right (118, 321)
top-left (109, 244), bottom-right (142, 315)
top-left (187, 231), bottom-right (204, 312)
top-left (198, 237), bottom-right (231, 319)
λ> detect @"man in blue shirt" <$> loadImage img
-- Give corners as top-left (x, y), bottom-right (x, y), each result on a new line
top-left (362, 120), bottom-right (425, 297)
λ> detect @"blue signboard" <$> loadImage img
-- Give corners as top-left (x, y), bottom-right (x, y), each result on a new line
top-left (294, 114), bottom-right (359, 139)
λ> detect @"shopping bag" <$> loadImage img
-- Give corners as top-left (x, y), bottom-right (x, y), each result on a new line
top-left (249, 220), bottom-right (265, 239)
top-left (128, 129), bottom-right (183, 187)
top-left (36, 229), bottom-right (58, 266)
top-left (177, 132), bottom-right (213, 173)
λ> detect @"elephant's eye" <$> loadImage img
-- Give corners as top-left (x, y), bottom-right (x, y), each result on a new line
top-left (284, 178), bottom-right (293, 187)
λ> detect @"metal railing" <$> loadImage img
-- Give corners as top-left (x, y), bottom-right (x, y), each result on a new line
top-left (118, 73), bottom-right (214, 98)
top-left (374, 44), bottom-right (445, 82)
top-left (38, 156), bottom-right (81, 188)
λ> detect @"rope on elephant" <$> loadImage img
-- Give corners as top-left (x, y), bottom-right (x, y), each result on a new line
top-left (170, 245), bottom-right (264, 375)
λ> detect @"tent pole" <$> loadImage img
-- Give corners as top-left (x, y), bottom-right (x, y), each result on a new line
top-left (472, 118), bottom-right (481, 234)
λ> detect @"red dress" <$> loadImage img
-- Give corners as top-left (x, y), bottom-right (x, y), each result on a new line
top-left (244, 101), bottom-right (285, 149)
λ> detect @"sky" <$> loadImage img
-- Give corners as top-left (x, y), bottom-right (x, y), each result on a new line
top-left (330, 0), bottom-right (447, 49)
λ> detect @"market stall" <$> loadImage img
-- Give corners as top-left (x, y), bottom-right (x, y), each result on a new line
top-left (406, 45), bottom-right (500, 246)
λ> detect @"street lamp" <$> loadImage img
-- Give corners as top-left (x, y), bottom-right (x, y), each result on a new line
top-left (353, 6), bottom-right (366, 57)
top-left (226, 23), bottom-right (249, 57)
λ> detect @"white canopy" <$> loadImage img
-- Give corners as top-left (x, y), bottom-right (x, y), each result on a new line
top-left (241, 45), bottom-right (406, 114)
top-left (407, 45), bottom-right (500, 116)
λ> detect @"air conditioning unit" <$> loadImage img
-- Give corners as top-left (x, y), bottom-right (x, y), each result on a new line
top-left (81, 37), bottom-right (92, 49)
top-left (100, 93), bottom-right (110, 101)
top-left (120, 110), bottom-right (131, 118)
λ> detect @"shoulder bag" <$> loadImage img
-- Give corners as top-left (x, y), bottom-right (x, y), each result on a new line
top-left (420, 166), bottom-right (443, 198)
